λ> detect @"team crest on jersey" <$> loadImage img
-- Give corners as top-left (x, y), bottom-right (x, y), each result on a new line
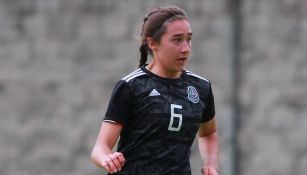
top-left (187, 86), bottom-right (199, 103)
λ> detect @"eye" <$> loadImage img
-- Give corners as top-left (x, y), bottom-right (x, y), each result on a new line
top-left (173, 37), bottom-right (183, 43)
top-left (187, 37), bottom-right (192, 43)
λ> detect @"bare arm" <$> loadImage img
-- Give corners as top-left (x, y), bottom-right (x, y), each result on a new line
top-left (198, 117), bottom-right (219, 175)
top-left (91, 121), bottom-right (125, 174)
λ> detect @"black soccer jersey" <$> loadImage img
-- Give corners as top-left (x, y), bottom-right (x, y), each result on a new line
top-left (104, 66), bottom-right (215, 175)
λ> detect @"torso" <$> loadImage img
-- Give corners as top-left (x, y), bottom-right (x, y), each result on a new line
top-left (105, 66), bottom-right (214, 175)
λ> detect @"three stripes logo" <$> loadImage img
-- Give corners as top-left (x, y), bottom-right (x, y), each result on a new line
top-left (121, 69), bottom-right (146, 82)
top-left (149, 89), bottom-right (160, 96)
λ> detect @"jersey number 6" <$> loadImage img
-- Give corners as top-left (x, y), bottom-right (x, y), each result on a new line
top-left (168, 104), bottom-right (183, 131)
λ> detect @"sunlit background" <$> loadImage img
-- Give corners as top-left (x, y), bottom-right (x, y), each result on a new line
top-left (1, 0), bottom-right (307, 175)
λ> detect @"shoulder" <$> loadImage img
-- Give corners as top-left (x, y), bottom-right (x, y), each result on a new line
top-left (120, 68), bottom-right (147, 83)
top-left (185, 69), bottom-right (211, 85)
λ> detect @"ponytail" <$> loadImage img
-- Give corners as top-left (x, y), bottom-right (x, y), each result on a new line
top-left (139, 44), bottom-right (148, 67)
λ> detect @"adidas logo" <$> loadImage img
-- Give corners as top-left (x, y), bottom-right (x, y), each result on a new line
top-left (149, 89), bottom-right (160, 96)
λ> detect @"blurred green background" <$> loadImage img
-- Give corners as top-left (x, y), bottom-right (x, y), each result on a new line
top-left (0, 0), bottom-right (307, 175)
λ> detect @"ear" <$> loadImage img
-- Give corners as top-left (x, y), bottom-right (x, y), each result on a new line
top-left (146, 37), bottom-right (158, 51)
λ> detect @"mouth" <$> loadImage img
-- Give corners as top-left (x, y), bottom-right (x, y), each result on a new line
top-left (176, 57), bottom-right (187, 63)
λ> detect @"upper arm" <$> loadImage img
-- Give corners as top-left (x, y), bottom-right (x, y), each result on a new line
top-left (95, 121), bottom-right (123, 149)
top-left (201, 83), bottom-right (215, 122)
top-left (104, 80), bottom-right (132, 126)
top-left (198, 117), bottom-right (217, 137)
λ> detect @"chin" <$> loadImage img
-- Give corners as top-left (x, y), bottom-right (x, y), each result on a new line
top-left (176, 64), bottom-right (186, 71)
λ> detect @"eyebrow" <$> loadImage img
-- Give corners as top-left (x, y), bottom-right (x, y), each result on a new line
top-left (172, 33), bottom-right (193, 37)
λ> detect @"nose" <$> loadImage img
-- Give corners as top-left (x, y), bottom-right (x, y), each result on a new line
top-left (181, 40), bottom-right (191, 53)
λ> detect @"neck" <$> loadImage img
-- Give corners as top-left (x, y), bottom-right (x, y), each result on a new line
top-left (146, 63), bottom-right (182, 79)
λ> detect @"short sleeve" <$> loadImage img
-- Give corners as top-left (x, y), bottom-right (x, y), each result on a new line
top-left (201, 83), bottom-right (215, 122)
top-left (104, 80), bottom-right (132, 126)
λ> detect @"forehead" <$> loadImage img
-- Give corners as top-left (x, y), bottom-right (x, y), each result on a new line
top-left (164, 19), bottom-right (192, 36)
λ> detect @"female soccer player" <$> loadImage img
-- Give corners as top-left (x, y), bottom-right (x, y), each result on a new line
top-left (91, 6), bottom-right (219, 175)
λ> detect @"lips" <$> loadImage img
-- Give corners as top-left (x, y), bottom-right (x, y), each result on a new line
top-left (177, 57), bottom-right (187, 62)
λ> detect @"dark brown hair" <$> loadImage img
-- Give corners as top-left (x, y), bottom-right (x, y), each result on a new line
top-left (139, 6), bottom-right (188, 67)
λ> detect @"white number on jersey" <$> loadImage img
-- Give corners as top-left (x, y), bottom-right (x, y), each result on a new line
top-left (168, 104), bottom-right (183, 131)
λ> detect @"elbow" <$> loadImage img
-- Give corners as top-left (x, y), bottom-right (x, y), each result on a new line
top-left (90, 150), bottom-right (95, 162)
top-left (90, 146), bottom-right (99, 165)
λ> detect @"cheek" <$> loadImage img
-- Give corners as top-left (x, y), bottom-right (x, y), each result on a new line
top-left (163, 44), bottom-right (178, 55)
top-left (157, 42), bottom-right (179, 59)
top-left (161, 48), bottom-right (177, 59)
